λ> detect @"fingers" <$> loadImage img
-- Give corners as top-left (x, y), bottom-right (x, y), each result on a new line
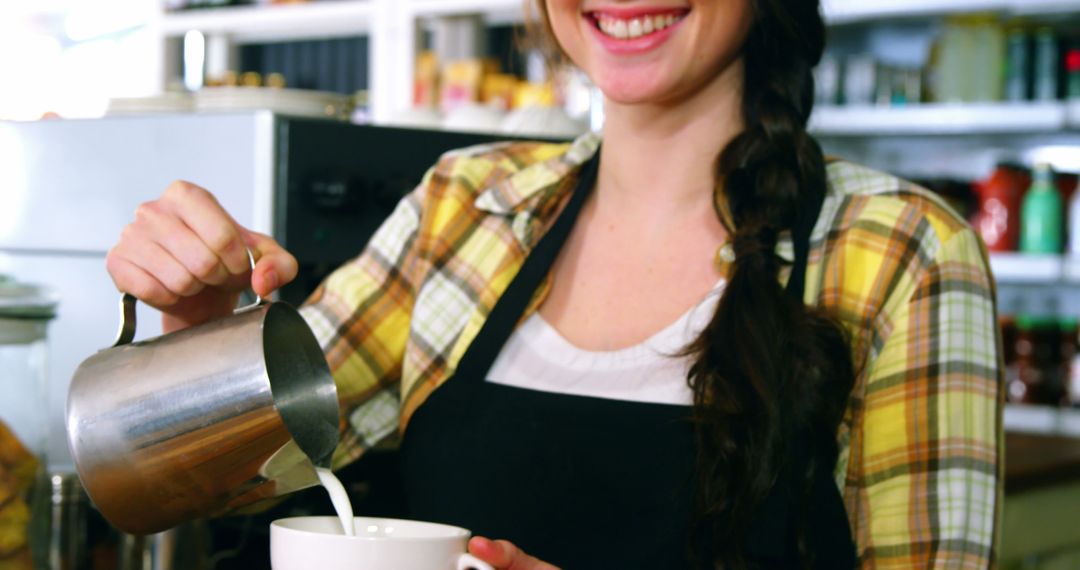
top-left (105, 252), bottom-right (178, 309)
top-left (108, 225), bottom-right (207, 309)
top-left (467, 537), bottom-right (561, 570)
top-left (160, 181), bottom-right (249, 275)
top-left (243, 230), bottom-right (299, 298)
top-left (106, 179), bottom-right (296, 322)
top-left (135, 198), bottom-right (231, 287)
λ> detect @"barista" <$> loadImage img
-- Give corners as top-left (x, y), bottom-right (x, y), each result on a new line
top-left (105, 0), bottom-right (1002, 567)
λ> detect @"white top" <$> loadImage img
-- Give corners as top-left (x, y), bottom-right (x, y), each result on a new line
top-left (487, 280), bottom-right (726, 405)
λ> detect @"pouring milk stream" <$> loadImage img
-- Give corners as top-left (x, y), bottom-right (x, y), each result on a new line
top-left (316, 467), bottom-right (356, 537)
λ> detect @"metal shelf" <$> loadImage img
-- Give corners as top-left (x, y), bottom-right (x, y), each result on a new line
top-left (159, 0), bottom-right (374, 42)
top-left (1005, 404), bottom-right (1080, 438)
top-left (407, 0), bottom-right (522, 22)
top-left (991, 254), bottom-right (1080, 318)
top-left (992, 253), bottom-right (1069, 284)
top-left (823, 0), bottom-right (1080, 23)
top-left (810, 103), bottom-right (1070, 136)
top-left (823, 0), bottom-right (1008, 23)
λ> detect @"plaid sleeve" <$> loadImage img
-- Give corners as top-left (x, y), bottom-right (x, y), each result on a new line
top-left (300, 170), bottom-right (432, 467)
top-left (855, 225), bottom-right (1001, 569)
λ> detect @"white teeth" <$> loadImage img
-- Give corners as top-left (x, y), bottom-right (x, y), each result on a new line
top-left (596, 12), bottom-right (682, 40)
top-left (613, 19), bottom-right (628, 39)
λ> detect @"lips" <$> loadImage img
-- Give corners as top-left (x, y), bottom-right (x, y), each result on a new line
top-left (585, 7), bottom-right (689, 41)
top-left (582, 6), bottom-right (690, 55)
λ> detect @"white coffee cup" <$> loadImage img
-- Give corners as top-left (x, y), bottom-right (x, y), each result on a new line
top-left (271, 516), bottom-right (495, 570)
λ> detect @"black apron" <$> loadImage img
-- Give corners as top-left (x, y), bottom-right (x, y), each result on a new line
top-left (400, 153), bottom-right (855, 569)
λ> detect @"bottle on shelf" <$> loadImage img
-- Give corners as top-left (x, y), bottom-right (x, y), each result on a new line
top-left (1033, 28), bottom-right (1059, 101)
top-left (1020, 163), bottom-right (1063, 254)
top-left (1010, 317), bottom-right (1068, 406)
top-left (1069, 323), bottom-right (1080, 407)
top-left (933, 17), bottom-right (975, 103)
top-left (1068, 178), bottom-right (1080, 257)
top-left (1061, 320), bottom-right (1080, 407)
top-left (1004, 28), bottom-right (1030, 102)
top-left (1067, 44), bottom-right (1080, 100)
top-left (970, 15), bottom-right (1005, 102)
top-left (843, 54), bottom-right (877, 106)
top-left (974, 163), bottom-right (1028, 252)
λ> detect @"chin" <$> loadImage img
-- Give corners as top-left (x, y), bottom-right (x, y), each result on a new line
top-left (593, 72), bottom-right (673, 106)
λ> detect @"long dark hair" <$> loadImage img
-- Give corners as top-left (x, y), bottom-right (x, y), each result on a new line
top-left (684, 0), bottom-right (855, 567)
top-left (527, 0), bottom-right (856, 566)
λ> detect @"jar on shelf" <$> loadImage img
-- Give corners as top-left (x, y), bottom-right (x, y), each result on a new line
top-left (1060, 320), bottom-right (1080, 407)
top-left (974, 163), bottom-right (1028, 252)
top-left (0, 276), bottom-right (57, 464)
top-left (0, 275), bottom-right (58, 567)
top-left (1068, 323), bottom-right (1080, 407)
top-left (1010, 317), bottom-right (1068, 406)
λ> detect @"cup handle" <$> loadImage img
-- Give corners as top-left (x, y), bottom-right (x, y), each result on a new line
top-left (457, 553), bottom-right (495, 570)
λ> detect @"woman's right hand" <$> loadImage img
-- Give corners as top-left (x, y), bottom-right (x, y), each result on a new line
top-left (106, 180), bottom-right (298, 333)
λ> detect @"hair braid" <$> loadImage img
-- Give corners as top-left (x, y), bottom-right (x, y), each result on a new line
top-left (685, 0), bottom-right (855, 567)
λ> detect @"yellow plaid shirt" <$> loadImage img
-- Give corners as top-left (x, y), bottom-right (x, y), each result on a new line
top-left (300, 132), bottom-right (1002, 568)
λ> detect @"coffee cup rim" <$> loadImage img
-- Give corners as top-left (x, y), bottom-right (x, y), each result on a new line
top-left (271, 516), bottom-right (472, 541)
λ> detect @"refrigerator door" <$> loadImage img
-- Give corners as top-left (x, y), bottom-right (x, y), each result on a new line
top-left (0, 112), bottom-right (275, 469)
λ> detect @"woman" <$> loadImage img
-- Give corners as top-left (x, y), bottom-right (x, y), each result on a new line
top-left (106, 0), bottom-right (1001, 567)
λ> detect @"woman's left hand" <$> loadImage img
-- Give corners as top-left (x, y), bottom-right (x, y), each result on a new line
top-left (467, 537), bottom-right (561, 570)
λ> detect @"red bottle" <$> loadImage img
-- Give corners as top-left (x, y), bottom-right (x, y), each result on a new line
top-left (974, 163), bottom-right (1028, 252)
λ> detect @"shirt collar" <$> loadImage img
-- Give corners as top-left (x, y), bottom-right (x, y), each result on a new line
top-left (472, 130), bottom-right (805, 266)
top-left (474, 131), bottom-right (601, 215)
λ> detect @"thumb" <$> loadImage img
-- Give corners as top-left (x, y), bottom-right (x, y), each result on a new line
top-left (467, 537), bottom-right (561, 570)
top-left (242, 230), bottom-right (298, 298)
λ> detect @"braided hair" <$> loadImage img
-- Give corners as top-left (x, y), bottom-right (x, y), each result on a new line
top-left (526, 0), bottom-right (856, 566)
top-left (684, 0), bottom-right (855, 567)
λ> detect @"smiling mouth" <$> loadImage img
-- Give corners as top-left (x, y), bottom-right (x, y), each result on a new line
top-left (587, 9), bottom-right (689, 40)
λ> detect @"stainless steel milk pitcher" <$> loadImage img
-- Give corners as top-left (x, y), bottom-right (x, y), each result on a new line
top-left (66, 288), bottom-right (340, 535)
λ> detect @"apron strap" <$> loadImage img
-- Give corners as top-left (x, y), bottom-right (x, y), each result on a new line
top-left (767, 183), bottom-right (856, 569)
top-left (451, 150), bottom-right (600, 383)
top-left (784, 179), bottom-right (823, 300)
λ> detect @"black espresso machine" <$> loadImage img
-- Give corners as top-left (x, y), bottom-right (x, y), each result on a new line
top-left (274, 118), bottom-right (533, 306)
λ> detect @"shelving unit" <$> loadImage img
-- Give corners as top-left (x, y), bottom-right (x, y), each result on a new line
top-left (148, 0), bottom-right (1080, 124)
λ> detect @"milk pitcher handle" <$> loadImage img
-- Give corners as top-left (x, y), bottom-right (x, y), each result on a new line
top-left (111, 249), bottom-right (262, 347)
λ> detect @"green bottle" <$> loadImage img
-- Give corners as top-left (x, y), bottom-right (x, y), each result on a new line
top-left (1020, 163), bottom-right (1062, 254)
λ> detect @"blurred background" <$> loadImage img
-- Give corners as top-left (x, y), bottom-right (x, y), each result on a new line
top-left (2, 0), bottom-right (1080, 568)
